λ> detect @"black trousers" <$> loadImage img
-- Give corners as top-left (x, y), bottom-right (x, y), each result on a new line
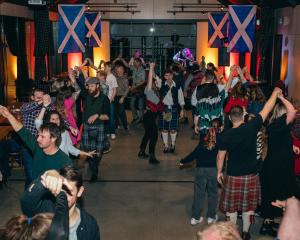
top-left (88, 154), bottom-right (102, 179)
top-left (115, 96), bottom-right (128, 129)
top-left (140, 110), bottom-right (158, 155)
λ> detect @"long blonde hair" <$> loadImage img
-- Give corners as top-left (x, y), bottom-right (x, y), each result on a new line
top-left (269, 102), bottom-right (287, 124)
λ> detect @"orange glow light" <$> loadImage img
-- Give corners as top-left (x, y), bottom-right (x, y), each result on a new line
top-left (225, 53), bottom-right (239, 79)
top-left (68, 53), bottom-right (82, 69)
top-left (92, 21), bottom-right (110, 77)
top-left (196, 22), bottom-right (218, 66)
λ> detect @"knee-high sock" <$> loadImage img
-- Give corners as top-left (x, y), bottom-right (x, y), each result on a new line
top-left (170, 132), bottom-right (177, 146)
top-left (242, 211), bottom-right (254, 232)
top-left (161, 132), bottom-right (169, 147)
top-left (226, 212), bottom-right (237, 224)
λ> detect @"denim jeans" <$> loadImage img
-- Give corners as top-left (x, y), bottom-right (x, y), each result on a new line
top-left (109, 101), bottom-right (116, 134)
top-left (192, 168), bottom-right (218, 219)
top-left (22, 146), bottom-right (33, 189)
top-left (130, 95), bottom-right (144, 120)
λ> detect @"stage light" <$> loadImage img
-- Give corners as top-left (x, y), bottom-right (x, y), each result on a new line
top-left (149, 27), bottom-right (155, 32)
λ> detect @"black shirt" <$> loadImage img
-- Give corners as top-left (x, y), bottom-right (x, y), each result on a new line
top-left (83, 92), bottom-right (110, 125)
top-left (180, 134), bottom-right (220, 168)
top-left (219, 115), bottom-right (263, 176)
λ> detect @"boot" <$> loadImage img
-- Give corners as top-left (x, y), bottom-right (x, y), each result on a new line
top-left (149, 154), bottom-right (160, 164)
top-left (260, 220), bottom-right (277, 237)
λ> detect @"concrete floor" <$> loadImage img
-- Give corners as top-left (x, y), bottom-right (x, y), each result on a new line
top-left (0, 122), bottom-right (273, 240)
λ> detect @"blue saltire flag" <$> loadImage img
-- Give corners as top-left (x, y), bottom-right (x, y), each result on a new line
top-left (208, 12), bottom-right (228, 48)
top-left (85, 12), bottom-right (101, 47)
top-left (58, 4), bottom-right (85, 53)
top-left (228, 5), bottom-right (257, 53)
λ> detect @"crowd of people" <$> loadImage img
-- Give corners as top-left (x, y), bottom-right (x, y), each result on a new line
top-left (0, 50), bottom-right (300, 240)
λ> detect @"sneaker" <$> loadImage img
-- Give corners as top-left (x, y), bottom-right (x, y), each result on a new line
top-left (190, 217), bottom-right (203, 226)
top-left (111, 134), bottom-right (116, 140)
top-left (103, 147), bottom-right (112, 154)
top-left (207, 215), bottom-right (218, 224)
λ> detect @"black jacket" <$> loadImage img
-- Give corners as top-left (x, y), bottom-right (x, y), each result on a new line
top-left (21, 177), bottom-right (100, 240)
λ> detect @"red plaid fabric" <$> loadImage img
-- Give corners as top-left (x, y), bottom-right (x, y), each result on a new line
top-left (219, 174), bottom-right (261, 213)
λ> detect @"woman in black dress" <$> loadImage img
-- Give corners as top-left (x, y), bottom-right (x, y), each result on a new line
top-left (260, 94), bottom-right (299, 236)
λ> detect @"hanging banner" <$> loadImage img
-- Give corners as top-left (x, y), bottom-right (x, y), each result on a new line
top-left (228, 5), bottom-right (257, 53)
top-left (208, 12), bottom-right (228, 48)
top-left (85, 12), bottom-right (102, 47)
top-left (58, 4), bottom-right (85, 53)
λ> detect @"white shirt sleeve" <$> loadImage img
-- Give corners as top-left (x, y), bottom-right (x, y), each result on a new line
top-left (154, 75), bottom-right (162, 89)
top-left (35, 119), bottom-right (43, 130)
top-left (178, 88), bottom-right (185, 106)
top-left (191, 87), bottom-right (197, 106)
top-left (65, 131), bottom-right (81, 156)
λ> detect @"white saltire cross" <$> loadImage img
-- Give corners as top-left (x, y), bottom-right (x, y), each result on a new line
top-left (228, 6), bottom-right (256, 52)
top-left (85, 12), bottom-right (101, 47)
top-left (208, 13), bottom-right (228, 47)
top-left (58, 5), bottom-right (85, 53)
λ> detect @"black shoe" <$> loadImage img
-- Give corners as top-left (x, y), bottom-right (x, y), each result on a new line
top-left (138, 150), bottom-right (149, 159)
top-left (163, 147), bottom-right (169, 154)
top-left (169, 145), bottom-right (175, 153)
top-left (149, 157), bottom-right (160, 164)
top-left (260, 222), bottom-right (277, 237)
top-left (241, 232), bottom-right (251, 240)
top-left (89, 176), bottom-right (98, 183)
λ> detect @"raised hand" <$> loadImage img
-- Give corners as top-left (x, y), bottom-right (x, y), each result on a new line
top-left (42, 94), bottom-right (51, 107)
top-left (0, 105), bottom-right (12, 118)
top-left (149, 62), bottom-right (155, 69)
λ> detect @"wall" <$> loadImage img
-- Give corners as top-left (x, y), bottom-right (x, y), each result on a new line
top-left (0, 2), bottom-right (33, 19)
top-left (276, 6), bottom-right (300, 102)
top-left (87, 0), bottom-right (221, 20)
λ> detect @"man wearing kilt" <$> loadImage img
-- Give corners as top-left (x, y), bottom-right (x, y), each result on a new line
top-left (81, 77), bottom-right (110, 182)
top-left (216, 87), bottom-right (282, 239)
top-left (157, 69), bottom-right (185, 153)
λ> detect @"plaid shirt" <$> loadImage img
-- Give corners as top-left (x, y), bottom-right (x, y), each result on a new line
top-left (21, 102), bottom-right (43, 136)
top-left (21, 102), bottom-right (70, 136)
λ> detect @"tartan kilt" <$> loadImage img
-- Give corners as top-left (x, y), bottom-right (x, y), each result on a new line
top-left (81, 123), bottom-right (105, 154)
top-left (219, 174), bottom-right (261, 213)
top-left (159, 106), bottom-right (179, 131)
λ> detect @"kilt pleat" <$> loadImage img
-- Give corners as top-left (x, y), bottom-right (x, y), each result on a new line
top-left (219, 174), bottom-right (261, 213)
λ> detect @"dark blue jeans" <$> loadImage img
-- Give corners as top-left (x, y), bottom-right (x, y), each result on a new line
top-left (109, 101), bottom-right (116, 134)
top-left (192, 168), bottom-right (218, 219)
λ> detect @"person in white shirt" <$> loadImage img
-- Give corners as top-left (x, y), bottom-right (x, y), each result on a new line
top-left (35, 94), bottom-right (95, 158)
top-left (104, 61), bottom-right (118, 140)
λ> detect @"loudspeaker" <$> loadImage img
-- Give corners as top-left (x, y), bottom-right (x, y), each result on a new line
top-left (218, 47), bottom-right (230, 66)
top-left (271, 34), bottom-right (283, 85)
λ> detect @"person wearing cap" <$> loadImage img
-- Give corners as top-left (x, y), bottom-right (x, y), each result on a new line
top-left (81, 77), bottom-right (110, 182)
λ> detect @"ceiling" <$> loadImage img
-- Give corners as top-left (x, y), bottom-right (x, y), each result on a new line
top-left (2, 0), bottom-right (300, 9)
top-left (218, 0), bottom-right (300, 8)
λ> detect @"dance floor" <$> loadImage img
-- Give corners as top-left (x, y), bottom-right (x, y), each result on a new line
top-left (0, 119), bottom-right (273, 240)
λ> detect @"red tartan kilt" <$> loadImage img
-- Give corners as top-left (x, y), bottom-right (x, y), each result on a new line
top-left (219, 174), bottom-right (261, 213)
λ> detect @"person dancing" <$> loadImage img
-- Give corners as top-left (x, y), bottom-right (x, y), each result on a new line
top-left (138, 63), bottom-right (161, 164)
